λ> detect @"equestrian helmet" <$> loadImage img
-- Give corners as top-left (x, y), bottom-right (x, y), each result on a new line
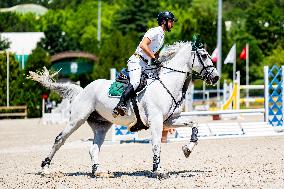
top-left (157, 11), bottom-right (176, 26)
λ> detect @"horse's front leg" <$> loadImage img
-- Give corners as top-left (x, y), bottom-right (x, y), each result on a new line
top-left (149, 113), bottom-right (169, 179)
top-left (165, 116), bottom-right (199, 158)
top-left (182, 124), bottom-right (198, 158)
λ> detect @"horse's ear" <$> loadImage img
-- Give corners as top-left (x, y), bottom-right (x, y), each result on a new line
top-left (191, 34), bottom-right (204, 50)
top-left (191, 34), bottom-right (199, 44)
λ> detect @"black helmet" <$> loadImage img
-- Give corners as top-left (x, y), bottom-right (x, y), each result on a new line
top-left (157, 11), bottom-right (176, 26)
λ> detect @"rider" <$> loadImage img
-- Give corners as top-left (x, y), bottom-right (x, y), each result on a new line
top-left (113, 11), bottom-right (176, 117)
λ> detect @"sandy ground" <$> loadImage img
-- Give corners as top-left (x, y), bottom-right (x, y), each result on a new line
top-left (0, 118), bottom-right (284, 189)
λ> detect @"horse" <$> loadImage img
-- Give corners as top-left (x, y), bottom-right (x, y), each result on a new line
top-left (28, 41), bottom-right (219, 179)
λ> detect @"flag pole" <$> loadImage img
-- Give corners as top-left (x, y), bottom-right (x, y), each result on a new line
top-left (246, 43), bottom-right (249, 107)
top-left (22, 51), bottom-right (24, 69)
top-left (217, 0), bottom-right (222, 105)
top-left (6, 51), bottom-right (9, 107)
top-left (233, 60), bottom-right (236, 81)
top-left (233, 44), bottom-right (236, 81)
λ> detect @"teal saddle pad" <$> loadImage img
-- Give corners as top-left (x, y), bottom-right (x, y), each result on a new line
top-left (108, 81), bottom-right (125, 97)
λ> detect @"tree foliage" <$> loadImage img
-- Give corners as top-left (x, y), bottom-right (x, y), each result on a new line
top-left (0, 0), bottom-right (49, 8)
top-left (0, 12), bottom-right (39, 32)
top-left (245, 0), bottom-right (284, 54)
top-left (0, 52), bottom-right (22, 106)
top-left (38, 24), bottom-right (79, 55)
top-left (93, 31), bottom-right (137, 80)
top-left (113, 0), bottom-right (160, 37)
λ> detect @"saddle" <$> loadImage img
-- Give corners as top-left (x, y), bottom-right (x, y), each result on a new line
top-left (109, 68), bottom-right (149, 132)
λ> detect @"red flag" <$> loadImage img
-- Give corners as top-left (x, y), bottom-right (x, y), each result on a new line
top-left (211, 47), bottom-right (218, 63)
top-left (240, 47), bottom-right (247, 60)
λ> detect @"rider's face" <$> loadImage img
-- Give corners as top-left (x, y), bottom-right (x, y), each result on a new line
top-left (167, 19), bottom-right (174, 29)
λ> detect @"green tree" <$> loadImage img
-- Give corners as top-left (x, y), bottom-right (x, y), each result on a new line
top-left (0, 12), bottom-right (38, 32)
top-left (38, 1), bottom-right (120, 54)
top-left (262, 45), bottom-right (284, 68)
top-left (222, 0), bottom-right (284, 84)
top-left (38, 24), bottom-right (79, 55)
top-left (113, 0), bottom-right (160, 37)
top-left (179, 0), bottom-right (226, 54)
top-left (93, 31), bottom-right (136, 80)
top-left (0, 0), bottom-right (50, 8)
top-left (0, 52), bottom-right (25, 106)
top-left (47, 0), bottom-right (83, 10)
top-left (245, 0), bottom-right (284, 55)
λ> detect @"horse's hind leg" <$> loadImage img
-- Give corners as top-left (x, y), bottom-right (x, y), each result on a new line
top-left (41, 101), bottom-right (93, 173)
top-left (87, 112), bottom-right (112, 177)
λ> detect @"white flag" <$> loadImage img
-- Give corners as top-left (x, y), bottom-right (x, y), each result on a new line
top-left (224, 43), bottom-right (236, 64)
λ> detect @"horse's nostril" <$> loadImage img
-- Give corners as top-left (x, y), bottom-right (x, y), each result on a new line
top-left (212, 76), bottom-right (219, 83)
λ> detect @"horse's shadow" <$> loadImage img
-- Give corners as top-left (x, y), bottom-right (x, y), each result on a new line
top-left (30, 169), bottom-right (208, 179)
top-left (111, 169), bottom-right (209, 178)
top-left (29, 171), bottom-right (91, 177)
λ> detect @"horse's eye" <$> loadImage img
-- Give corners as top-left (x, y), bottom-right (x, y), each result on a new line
top-left (201, 54), bottom-right (207, 59)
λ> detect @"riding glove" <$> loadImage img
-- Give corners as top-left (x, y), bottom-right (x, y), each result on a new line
top-left (151, 58), bottom-right (162, 66)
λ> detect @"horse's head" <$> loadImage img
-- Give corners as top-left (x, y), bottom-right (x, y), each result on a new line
top-left (191, 35), bottom-right (219, 85)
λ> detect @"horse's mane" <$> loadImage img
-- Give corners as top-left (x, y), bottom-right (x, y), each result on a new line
top-left (159, 41), bottom-right (191, 64)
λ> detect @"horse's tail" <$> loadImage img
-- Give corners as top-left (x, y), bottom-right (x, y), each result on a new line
top-left (28, 67), bottom-right (83, 101)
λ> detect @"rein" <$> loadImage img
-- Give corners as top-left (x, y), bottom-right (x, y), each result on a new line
top-left (127, 44), bottom-right (214, 123)
top-left (157, 49), bottom-right (213, 123)
top-left (158, 72), bottom-right (191, 123)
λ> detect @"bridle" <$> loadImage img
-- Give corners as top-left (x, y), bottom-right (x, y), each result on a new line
top-left (159, 46), bottom-right (215, 76)
top-left (153, 45), bottom-right (215, 123)
top-left (192, 48), bottom-right (215, 82)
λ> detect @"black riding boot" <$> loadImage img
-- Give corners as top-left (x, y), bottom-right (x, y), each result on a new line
top-left (112, 84), bottom-right (135, 117)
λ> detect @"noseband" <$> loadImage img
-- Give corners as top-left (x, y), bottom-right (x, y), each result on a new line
top-left (192, 49), bottom-right (215, 81)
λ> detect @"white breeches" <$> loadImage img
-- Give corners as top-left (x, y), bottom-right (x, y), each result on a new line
top-left (127, 55), bottom-right (149, 90)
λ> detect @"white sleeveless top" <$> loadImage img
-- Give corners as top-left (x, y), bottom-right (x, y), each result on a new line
top-left (135, 26), bottom-right (165, 63)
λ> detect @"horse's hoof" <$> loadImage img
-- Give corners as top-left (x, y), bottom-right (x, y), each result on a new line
top-left (91, 164), bottom-right (111, 178)
top-left (96, 172), bottom-right (110, 178)
top-left (41, 157), bottom-right (51, 168)
top-left (182, 142), bottom-right (197, 158)
top-left (152, 171), bottom-right (169, 179)
top-left (152, 168), bottom-right (169, 179)
top-left (182, 145), bottom-right (191, 158)
top-left (41, 157), bottom-right (51, 175)
top-left (41, 166), bottom-right (50, 175)
top-left (92, 171), bottom-right (111, 178)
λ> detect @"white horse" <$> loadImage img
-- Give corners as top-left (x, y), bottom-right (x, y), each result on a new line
top-left (29, 41), bottom-right (219, 179)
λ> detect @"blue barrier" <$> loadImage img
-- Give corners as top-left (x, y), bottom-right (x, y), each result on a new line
top-left (111, 124), bottom-right (138, 142)
top-left (266, 65), bottom-right (284, 127)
